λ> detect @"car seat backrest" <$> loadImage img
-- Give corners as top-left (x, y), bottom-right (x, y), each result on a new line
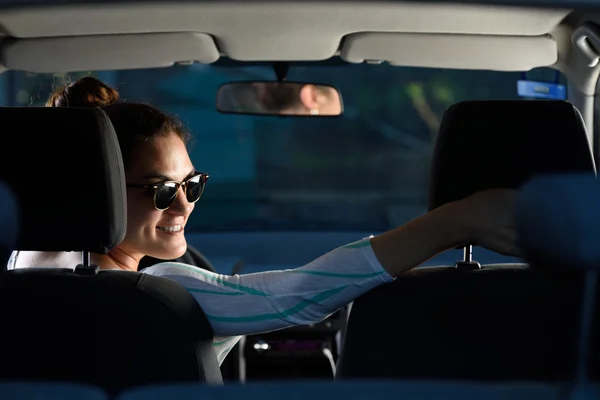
top-left (0, 181), bottom-right (18, 267)
top-left (336, 100), bottom-right (596, 382)
top-left (0, 107), bottom-right (222, 396)
top-left (517, 173), bottom-right (600, 386)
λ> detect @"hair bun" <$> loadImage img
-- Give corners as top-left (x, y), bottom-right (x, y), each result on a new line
top-left (46, 76), bottom-right (120, 108)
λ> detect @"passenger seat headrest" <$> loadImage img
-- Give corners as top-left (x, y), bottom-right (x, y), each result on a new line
top-left (0, 107), bottom-right (126, 253)
top-left (429, 100), bottom-right (596, 211)
top-left (517, 173), bottom-right (600, 270)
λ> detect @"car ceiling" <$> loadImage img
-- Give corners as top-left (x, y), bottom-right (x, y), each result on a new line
top-left (0, 1), bottom-right (579, 73)
top-left (0, 0), bottom-right (599, 93)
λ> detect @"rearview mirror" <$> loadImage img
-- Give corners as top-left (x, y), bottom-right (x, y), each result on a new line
top-left (216, 81), bottom-right (343, 116)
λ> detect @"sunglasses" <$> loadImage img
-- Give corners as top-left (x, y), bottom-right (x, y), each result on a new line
top-left (127, 172), bottom-right (209, 211)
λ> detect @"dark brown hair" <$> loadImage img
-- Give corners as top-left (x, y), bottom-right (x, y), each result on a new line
top-left (255, 83), bottom-right (303, 112)
top-left (47, 76), bottom-right (191, 168)
top-left (47, 76), bottom-right (120, 108)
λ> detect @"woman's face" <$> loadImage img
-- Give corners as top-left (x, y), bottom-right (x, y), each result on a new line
top-left (119, 132), bottom-right (196, 261)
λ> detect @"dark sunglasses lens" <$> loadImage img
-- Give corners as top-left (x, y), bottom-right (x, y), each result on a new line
top-left (186, 175), bottom-right (206, 203)
top-left (155, 182), bottom-right (179, 210)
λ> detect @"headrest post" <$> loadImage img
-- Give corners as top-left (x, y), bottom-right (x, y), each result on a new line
top-left (73, 251), bottom-right (100, 275)
top-left (463, 245), bottom-right (472, 263)
top-left (454, 245), bottom-right (481, 271)
top-left (81, 251), bottom-right (90, 267)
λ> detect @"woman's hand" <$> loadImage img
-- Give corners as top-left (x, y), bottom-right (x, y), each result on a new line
top-left (453, 189), bottom-right (520, 257)
top-left (371, 188), bottom-right (519, 278)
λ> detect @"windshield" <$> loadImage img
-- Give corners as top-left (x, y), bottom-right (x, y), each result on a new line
top-left (9, 62), bottom-right (566, 234)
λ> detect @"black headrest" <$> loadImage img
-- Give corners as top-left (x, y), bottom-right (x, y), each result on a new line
top-left (0, 107), bottom-right (126, 253)
top-left (517, 173), bottom-right (600, 271)
top-left (429, 100), bottom-right (596, 211)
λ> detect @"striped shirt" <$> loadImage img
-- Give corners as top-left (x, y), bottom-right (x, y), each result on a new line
top-left (8, 237), bottom-right (393, 364)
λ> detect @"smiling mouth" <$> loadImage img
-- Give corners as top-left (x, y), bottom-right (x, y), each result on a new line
top-left (156, 225), bottom-right (183, 233)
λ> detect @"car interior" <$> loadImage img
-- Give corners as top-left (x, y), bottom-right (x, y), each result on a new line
top-left (1, 0), bottom-right (600, 399)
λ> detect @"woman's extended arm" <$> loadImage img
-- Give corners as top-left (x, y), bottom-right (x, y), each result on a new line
top-left (143, 188), bottom-right (519, 337)
top-left (142, 236), bottom-right (392, 336)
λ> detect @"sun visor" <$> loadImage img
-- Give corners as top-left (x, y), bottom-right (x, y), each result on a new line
top-left (0, 32), bottom-right (220, 73)
top-left (340, 33), bottom-right (557, 71)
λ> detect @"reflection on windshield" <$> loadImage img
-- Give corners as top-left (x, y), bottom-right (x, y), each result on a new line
top-left (10, 63), bottom-right (566, 232)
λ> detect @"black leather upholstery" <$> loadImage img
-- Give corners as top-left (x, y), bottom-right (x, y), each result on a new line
top-left (516, 173), bottom-right (600, 272)
top-left (516, 173), bottom-right (600, 384)
top-left (336, 100), bottom-right (597, 382)
top-left (429, 100), bottom-right (595, 211)
top-left (0, 268), bottom-right (222, 394)
top-left (0, 107), bottom-right (127, 253)
top-left (0, 107), bottom-right (222, 395)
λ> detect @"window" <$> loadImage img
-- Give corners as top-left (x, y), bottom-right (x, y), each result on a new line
top-left (9, 63), bottom-right (567, 234)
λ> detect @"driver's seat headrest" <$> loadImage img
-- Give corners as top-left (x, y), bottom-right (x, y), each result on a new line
top-left (0, 107), bottom-right (126, 253)
top-left (428, 100), bottom-right (596, 211)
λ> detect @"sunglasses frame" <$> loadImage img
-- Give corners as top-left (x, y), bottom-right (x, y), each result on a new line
top-left (127, 171), bottom-right (209, 211)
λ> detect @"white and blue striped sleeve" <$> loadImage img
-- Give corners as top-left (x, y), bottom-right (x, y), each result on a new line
top-left (141, 236), bottom-right (393, 337)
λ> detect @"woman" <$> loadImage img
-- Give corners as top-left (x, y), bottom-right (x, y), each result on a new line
top-left (9, 77), bottom-right (519, 363)
top-left (253, 82), bottom-right (342, 115)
